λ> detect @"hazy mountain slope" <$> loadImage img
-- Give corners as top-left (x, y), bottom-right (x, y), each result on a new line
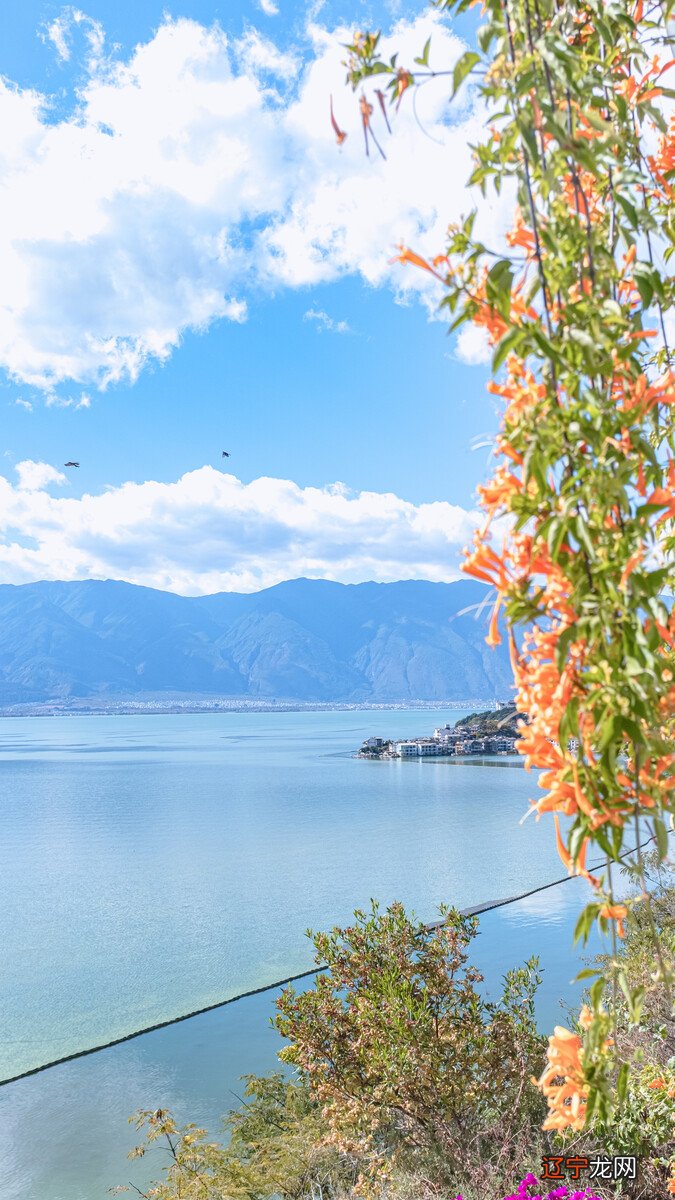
top-left (216, 611), bottom-right (365, 700)
top-left (0, 578), bottom-right (511, 704)
top-left (0, 586), bottom-right (137, 699)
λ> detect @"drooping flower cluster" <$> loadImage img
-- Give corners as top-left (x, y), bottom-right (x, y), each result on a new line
top-left (533, 1024), bottom-right (589, 1132)
top-left (344, 0), bottom-right (675, 1139)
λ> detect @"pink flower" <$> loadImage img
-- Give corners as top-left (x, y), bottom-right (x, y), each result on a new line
top-left (499, 1180), bottom-right (606, 1200)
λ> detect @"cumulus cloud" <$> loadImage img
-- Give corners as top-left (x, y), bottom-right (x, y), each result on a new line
top-left (15, 460), bottom-right (67, 491)
top-left (0, 11), bottom-right (507, 394)
top-left (234, 29), bottom-right (299, 81)
top-left (0, 465), bottom-right (482, 594)
top-left (258, 0), bottom-right (280, 14)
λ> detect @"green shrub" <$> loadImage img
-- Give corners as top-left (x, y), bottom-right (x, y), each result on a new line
top-left (274, 902), bottom-right (546, 1196)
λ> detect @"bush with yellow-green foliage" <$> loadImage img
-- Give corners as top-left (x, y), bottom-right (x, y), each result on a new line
top-left (119, 1073), bottom-right (358, 1200)
top-left (122, 877), bottom-right (673, 1200)
top-left (274, 903), bottom-right (545, 1196)
top-left (122, 905), bottom-right (546, 1200)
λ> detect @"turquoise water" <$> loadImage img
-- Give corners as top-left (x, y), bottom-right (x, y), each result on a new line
top-left (0, 709), bottom-right (563, 1081)
top-left (0, 711), bottom-right (606, 1200)
top-left (0, 879), bottom-right (600, 1200)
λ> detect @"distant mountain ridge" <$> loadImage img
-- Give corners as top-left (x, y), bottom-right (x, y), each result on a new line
top-left (0, 578), bottom-right (513, 706)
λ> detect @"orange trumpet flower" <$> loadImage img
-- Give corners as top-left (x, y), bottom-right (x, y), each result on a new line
top-left (390, 244), bottom-right (445, 281)
top-left (535, 1025), bottom-right (588, 1132)
top-left (619, 548), bottom-right (645, 588)
top-left (553, 814), bottom-right (572, 872)
top-left (486, 596), bottom-right (502, 647)
top-left (599, 903), bottom-right (628, 938)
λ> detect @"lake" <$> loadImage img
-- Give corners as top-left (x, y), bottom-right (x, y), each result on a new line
top-left (0, 710), bottom-right (606, 1200)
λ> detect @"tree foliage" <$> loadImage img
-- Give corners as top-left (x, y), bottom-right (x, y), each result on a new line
top-left (275, 902), bottom-right (545, 1194)
top-left (340, 0), bottom-right (675, 1153)
top-left (122, 907), bottom-right (546, 1200)
top-left (123, 880), bottom-right (675, 1197)
top-left (119, 1074), bottom-right (357, 1199)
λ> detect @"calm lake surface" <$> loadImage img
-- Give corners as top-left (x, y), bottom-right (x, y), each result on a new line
top-left (0, 710), bottom-right (606, 1200)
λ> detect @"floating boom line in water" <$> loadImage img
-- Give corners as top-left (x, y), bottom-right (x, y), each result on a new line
top-left (0, 836), bottom-right (661, 1089)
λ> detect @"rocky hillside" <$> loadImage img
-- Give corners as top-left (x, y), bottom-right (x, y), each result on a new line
top-left (0, 577), bottom-right (514, 705)
top-left (454, 703), bottom-right (523, 737)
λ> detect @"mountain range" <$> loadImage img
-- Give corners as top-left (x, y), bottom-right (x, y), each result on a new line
top-left (0, 577), bottom-right (513, 706)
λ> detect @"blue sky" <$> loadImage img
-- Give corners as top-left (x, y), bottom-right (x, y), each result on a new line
top-left (0, 1), bottom-right (506, 594)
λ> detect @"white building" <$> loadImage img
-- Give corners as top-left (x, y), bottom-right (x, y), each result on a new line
top-left (493, 736), bottom-right (516, 753)
top-left (396, 741), bottom-right (419, 757)
top-left (396, 739), bottom-right (447, 757)
top-left (418, 739), bottom-right (445, 756)
top-left (433, 724), bottom-right (461, 742)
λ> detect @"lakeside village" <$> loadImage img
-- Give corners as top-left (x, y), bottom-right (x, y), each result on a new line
top-left (357, 702), bottom-right (522, 759)
top-left (356, 702), bottom-right (581, 760)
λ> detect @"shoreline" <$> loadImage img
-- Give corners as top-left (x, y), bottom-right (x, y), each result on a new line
top-left (357, 753), bottom-right (523, 766)
top-left (0, 698), bottom-right (509, 718)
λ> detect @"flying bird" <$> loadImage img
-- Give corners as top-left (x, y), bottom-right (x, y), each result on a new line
top-left (221, 451), bottom-right (230, 458)
top-left (64, 461), bottom-right (80, 468)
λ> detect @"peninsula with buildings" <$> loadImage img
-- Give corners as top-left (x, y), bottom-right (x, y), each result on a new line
top-left (357, 703), bottom-right (523, 759)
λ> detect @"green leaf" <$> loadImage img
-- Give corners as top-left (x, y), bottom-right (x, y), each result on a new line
top-left (634, 272), bottom-right (654, 308)
top-left (616, 194), bottom-right (640, 229)
top-left (593, 826), bottom-right (614, 858)
top-left (615, 715), bottom-right (644, 745)
top-left (590, 977), bottom-right (606, 1009)
top-left (574, 903), bottom-right (600, 946)
top-left (447, 308), bottom-right (470, 334)
top-left (452, 50), bottom-right (480, 98)
top-left (617, 1061), bottom-right (630, 1104)
top-left (654, 815), bottom-right (670, 860)
top-left (555, 621), bottom-right (582, 671)
top-left (492, 325), bottom-right (524, 371)
top-left (531, 327), bottom-right (561, 365)
top-left (583, 108), bottom-right (612, 135)
top-left (486, 258), bottom-right (514, 310)
top-left (585, 1085), bottom-right (600, 1123)
top-left (575, 518), bottom-right (596, 562)
top-left (634, 262), bottom-right (664, 301)
top-left (477, 24), bottom-right (493, 54)
top-left (414, 37), bottom-right (431, 68)
top-left (574, 967), bottom-right (602, 982)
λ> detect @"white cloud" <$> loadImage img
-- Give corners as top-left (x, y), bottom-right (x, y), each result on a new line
top-left (42, 7), bottom-right (105, 67)
top-left (45, 390), bottom-right (92, 409)
top-left (0, 465), bottom-right (482, 594)
top-left (15, 460), bottom-right (66, 491)
top-left (14, 398), bottom-right (33, 412)
top-left (258, 0), bottom-right (280, 14)
top-left (454, 323), bottom-right (492, 366)
top-left (44, 15), bottom-right (72, 62)
top-left (0, 11), bottom-right (506, 394)
top-left (304, 308), bottom-right (351, 334)
top-left (235, 29), bottom-right (299, 81)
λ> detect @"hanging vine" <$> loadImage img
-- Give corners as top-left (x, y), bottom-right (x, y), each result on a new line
top-left (341, 0), bottom-right (675, 1148)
